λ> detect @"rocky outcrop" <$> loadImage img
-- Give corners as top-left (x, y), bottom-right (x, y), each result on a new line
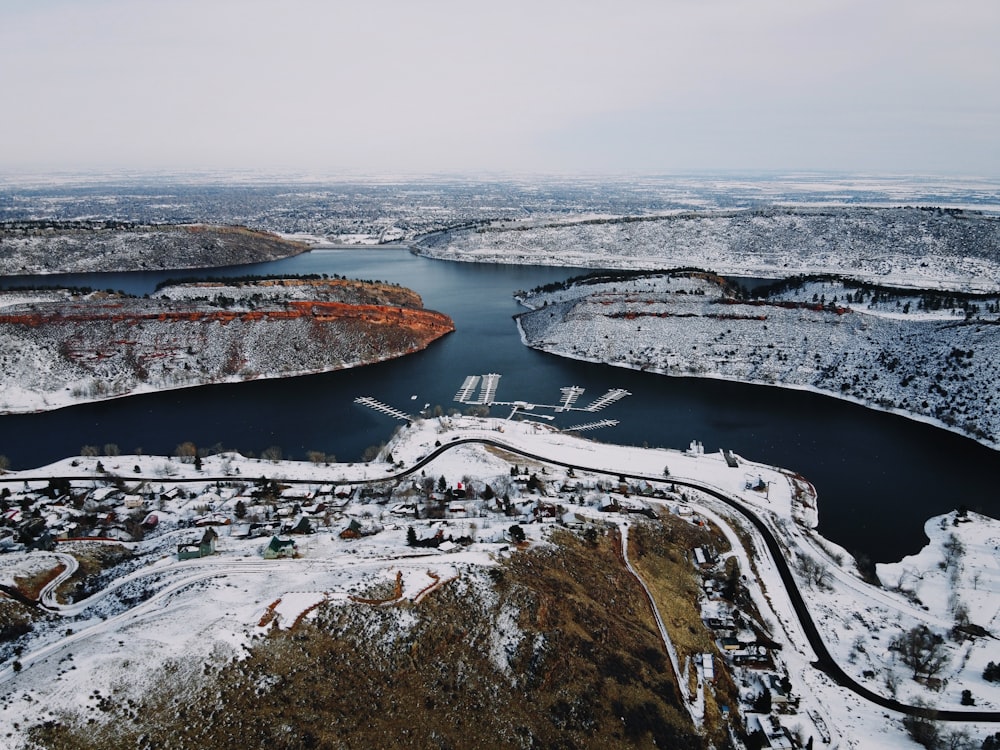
top-left (0, 279), bottom-right (453, 413)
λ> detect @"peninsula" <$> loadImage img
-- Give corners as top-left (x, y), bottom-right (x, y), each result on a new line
top-left (516, 270), bottom-right (1000, 450)
top-left (0, 221), bottom-right (309, 275)
top-left (0, 277), bottom-right (454, 414)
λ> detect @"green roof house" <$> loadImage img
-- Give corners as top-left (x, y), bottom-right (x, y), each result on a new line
top-left (263, 535), bottom-right (297, 559)
top-left (177, 527), bottom-right (218, 560)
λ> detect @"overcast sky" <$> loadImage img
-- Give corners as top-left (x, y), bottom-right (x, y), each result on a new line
top-left (1, 0), bottom-right (997, 176)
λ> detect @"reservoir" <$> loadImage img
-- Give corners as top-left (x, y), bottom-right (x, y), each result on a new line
top-left (2, 248), bottom-right (998, 563)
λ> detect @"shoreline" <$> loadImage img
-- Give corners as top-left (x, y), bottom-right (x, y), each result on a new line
top-left (514, 316), bottom-right (1000, 455)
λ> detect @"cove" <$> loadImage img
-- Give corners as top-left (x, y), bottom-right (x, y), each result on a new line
top-left (1, 248), bottom-right (998, 563)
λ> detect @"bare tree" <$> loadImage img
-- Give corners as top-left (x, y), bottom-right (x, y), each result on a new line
top-left (892, 625), bottom-right (949, 679)
top-left (942, 533), bottom-right (965, 567)
top-left (797, 554), bottom-right (831, 590)
top-left (174, 441), bottom-right (197, 463)
top-left (261, 445), bottom-right (283, 462)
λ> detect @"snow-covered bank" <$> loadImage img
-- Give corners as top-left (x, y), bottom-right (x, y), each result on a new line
top-left (414, 206), bottom-right (1000, 293)
top-left (516, 271), bottom-right (1000, 451)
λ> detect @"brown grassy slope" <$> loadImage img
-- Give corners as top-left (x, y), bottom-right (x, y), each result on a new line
top-left (628, 517), bottom-right (742, 744)
top-left (30, 531), bottom-right (709, 750)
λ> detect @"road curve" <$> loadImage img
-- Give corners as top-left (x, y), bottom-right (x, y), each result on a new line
top-left (406, 437), bottom-right (1000, 723)
top-left (4, 435), bottom-right (997, 722)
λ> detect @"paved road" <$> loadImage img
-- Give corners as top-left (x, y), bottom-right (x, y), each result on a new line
top-left (409, 437), bottom-right (1000, 723)
top-left (6, 436), bottom-right (998, 721)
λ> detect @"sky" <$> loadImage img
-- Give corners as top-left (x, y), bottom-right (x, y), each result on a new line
top-left (1, 0), bottom-right (998, 177)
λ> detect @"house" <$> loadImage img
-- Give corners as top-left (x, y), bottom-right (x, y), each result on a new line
top-left (90, 486), bottom-right (120, 504)
top-left (193, 513), bottom-right (231, 527)
top-left (160, 487), bottom-right (182, 502)
top-left (339, 519), bottom-right (362, 539)
top-left (693, 546), bottom-right (714, 568)
top-left (748, 715), bottom-right (793, 749)
top-left (701, 652), bottom-right (715, 682)
top-left (177, 527), bottom-right (218, 560)
top-left (0, 530), bottom-right (17, 551)
top-left (27, 531), bottom-right (56, 552)
top-left (123, 495), bottom-right (145, 510)
top-left (263, 535), bottom-right (297, 559)
top-left (766, 674), bottom-right (793, 707)
top-left (101, 526), bottom-right (134, 542)
top-left (732, 646), bottom-right (771, 667)
top-left (705, 616), bottom-right (736, 631)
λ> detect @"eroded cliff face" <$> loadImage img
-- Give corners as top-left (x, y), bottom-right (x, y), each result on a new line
top-left (0, 279), bottom-right (453, 413)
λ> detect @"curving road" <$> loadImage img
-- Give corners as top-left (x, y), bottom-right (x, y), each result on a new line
top-left (5, 435), bottom-right (997, 722)
top-left (404, 437), bottom-right (1000, 723)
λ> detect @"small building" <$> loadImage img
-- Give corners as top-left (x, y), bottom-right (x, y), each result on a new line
top-left (263, 535), bottom-right (297, 559)
top-left (123, 495), bottom-right (145, 510)
top-left (701, 652), bottom-right (715, 682)
top-left (90, 486), bottom-right (120, 504)
top-left (732, 645), bottom-right (771, 667)
top-left (339, 519), bottom-right (362, 539)
top-left (193, 513), bottom-right (231, 527)
top-left (178, 528), bottom-right (218, 560)
top-left (748, 715), bottom-right (793, 749)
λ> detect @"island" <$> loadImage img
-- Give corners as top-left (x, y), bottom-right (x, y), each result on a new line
top-left (0, 277), bottom-right (454, 414)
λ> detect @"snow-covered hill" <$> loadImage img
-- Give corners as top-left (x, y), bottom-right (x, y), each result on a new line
top-left (516, 271), bottom-right (1000, 449)
top-left (0, 279), bottom-right (453, 414)
top-left (0, 221), bottom-right (308, 275)
top-left (415, 207), bottom-right (1000, 293)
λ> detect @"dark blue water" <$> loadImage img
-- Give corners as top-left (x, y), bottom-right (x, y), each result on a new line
top-left (2, 249), bottom-right (998, 563)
